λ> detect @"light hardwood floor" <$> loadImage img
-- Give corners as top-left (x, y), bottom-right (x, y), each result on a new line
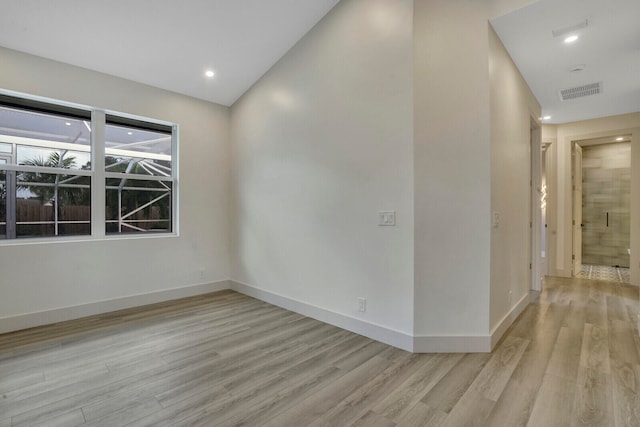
top-left (0, 276), bottom-right (638, 426)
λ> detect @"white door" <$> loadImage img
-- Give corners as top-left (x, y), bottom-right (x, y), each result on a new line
top-left (573, 143), bottom-right (583, 275)
top-left (530, 124), bottom-right (543, 291)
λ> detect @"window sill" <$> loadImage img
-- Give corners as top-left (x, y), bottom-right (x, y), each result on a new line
top-left (0, 232), bottom-right (179, 247)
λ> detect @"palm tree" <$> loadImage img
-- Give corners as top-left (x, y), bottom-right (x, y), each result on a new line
top-left (19, 152), bottom-right (89, 205)
top-left (16, 151), bottom-right (91, 235)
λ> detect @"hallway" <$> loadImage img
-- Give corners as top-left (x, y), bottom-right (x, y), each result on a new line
top-left (496, 275), bottom-right (640, 426)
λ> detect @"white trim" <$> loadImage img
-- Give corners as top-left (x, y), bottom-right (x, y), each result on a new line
top-left (530, 121), bottom-right (543, 291)
top-left (104, 108), bottom-right (175, 129)
top-left (490, 292), bottom-right (530, 349)
top-left (0, 89), bottom-right (178, 243)
top-left (412, 335), bottom-right (491, 353)
top-left (0, 231), bottom-right (178, 246)
top-left (92, 110), bottom-right (106, 238)
top-left (552, 268), bottom-right (572, 278)
top-left (0, 278), bottom-right (520, 354)
top-left (0, 280), bottom-right (230, 334)
top-left (0, 88), bottom-right (94, 112)
top-left (171, 124), bottom-right (179, 237)
top-left (230, 280), bottom-right (414, 352)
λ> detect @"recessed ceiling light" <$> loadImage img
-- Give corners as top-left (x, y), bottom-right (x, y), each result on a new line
top-left (543, 115), bottom-right (551, 120)
top-left (205, 70), bottom-right (215, 78)
top-left (65, 122), bottom-right (71, 126)
top-left (616, 137), bottom-right (624, 141)
top-left (564, 35), bottom-right (579, 44)
top-left (127, 131), bottom-right (133, 135)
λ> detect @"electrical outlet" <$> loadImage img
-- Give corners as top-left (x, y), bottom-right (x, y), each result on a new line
top-left (357, 298), bottom-right (366, 312)
top-left (199, 268), bottom-right (205, 280)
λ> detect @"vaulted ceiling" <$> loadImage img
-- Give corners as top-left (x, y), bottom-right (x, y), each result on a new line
top-left (0, 0), bottom-right (339, 107)
top-left (0, 1), bottom-right (637, 124)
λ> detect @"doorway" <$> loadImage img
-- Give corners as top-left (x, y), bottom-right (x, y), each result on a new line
top-left (540, 143), bottom-right (550, 277)
top-left (530, 120), bottom-right (543, 291)
top-left (573, 135), bottom-right (631, 283)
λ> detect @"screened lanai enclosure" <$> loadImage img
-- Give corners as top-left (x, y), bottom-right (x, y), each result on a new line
top-left (0, 95), bottom-right (175, 240)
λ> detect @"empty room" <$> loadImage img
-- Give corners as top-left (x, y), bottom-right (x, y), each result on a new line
top-left (0, 0), bottom-right (639, 426)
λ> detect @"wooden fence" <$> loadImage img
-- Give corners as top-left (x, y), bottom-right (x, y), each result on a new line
top-left (14, 199), bottom-right (168, 235)
top-left (15, 199), bottom-right (90, 236)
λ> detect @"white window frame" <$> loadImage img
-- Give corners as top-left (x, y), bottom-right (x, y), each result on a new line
top-left (0, 89), bottom-right (179, 244)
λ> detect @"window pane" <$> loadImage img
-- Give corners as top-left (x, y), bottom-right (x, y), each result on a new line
top-left (106, 178), bottom-right (172, 234)
top-left (0, 95), bottom-right (176, 241)
top-left (105, 123), bottom-right (171, 176)
top-left (0, 105), bottom-right (91, 169)
top-left (17, 147), bottom-right (90, 170)
top-left (15, 172), bottom-right (91, 238)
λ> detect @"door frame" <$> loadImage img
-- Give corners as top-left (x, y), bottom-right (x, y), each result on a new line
top-left (572, 142), bottom-right (583, 276)
top-left (530, 119), bottom-right (543, 291)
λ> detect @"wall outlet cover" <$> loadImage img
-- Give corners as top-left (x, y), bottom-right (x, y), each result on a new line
top-left (357, 297), bottom-right (366, 312)
top-left (378, 211), bottom-right (396, 226)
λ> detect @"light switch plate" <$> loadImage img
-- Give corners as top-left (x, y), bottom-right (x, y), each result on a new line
top-left (379, 211), bottom-right (396, 226)
top-left (492, 211), bottom-right (500, 228)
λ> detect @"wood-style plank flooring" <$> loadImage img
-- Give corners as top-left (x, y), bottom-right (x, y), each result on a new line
top-left (0, 276), bottom-right (638, 426)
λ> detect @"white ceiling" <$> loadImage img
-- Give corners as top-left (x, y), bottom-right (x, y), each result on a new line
top-left (0, 0), bottom-right (340, 107)
top-left (491, 0), bottom-right (640, 124)
top-left (1, 1), bottom-right (637, 123)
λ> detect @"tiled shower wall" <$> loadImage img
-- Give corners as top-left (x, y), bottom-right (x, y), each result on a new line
top-left (582, 142), bottom-right (630, 267)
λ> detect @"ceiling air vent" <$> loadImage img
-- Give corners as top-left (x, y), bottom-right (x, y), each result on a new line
top-left (552, 19), bottom-right (589, 38)
top-left (559, 82), bottom-right (602, 101)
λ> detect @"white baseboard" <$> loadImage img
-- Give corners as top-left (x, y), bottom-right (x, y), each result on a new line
top-left (3, 278), bottom-right (524, 354)
top-left (411, 293), bottom-right (530, 353)
top-left (412, 334), bottom-right (491, 353)
top-left (489, 292), bottom-right (530, 349)
top-left (230, 280), bottom-right (414, 352)
top-left (0, 280), bottom-right (231, 334)
top-left (550, 268), bottom-right (572, 278)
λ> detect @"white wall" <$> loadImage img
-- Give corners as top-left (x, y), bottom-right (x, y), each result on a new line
top-left (413, 0), bottom-right (492, 346)
top-left (544, 113), bottom-right (640, 284)
top-left (488, 25), bottom-right (541, 336)
top-left (412, 1), bottom-right (540, 351)
top-left (0, 0), bottom-right (544, 352)
top-left (230, 0), bottom-right (415, 345)
top-left (0, 46), bottom-right (231, 330)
